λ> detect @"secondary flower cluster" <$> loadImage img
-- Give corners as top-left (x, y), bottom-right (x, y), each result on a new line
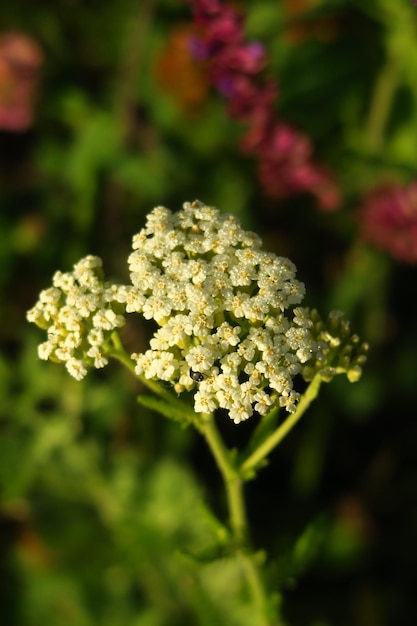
top-left (27, 256), bottom-right (127, 380)
top-left (186, 0), bottom-right (340, 210)
top-left (27, 201), bottom-right (366, 424)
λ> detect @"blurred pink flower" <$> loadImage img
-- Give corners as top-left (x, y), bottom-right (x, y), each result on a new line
top-left (0, 32), bottom-right (43, 132)
top-left (186, 0), bottom-right (340, 210)
top-left (242, 120), bottom-right (340, 210)
top-left (359, 182), bottom-right (417, 264)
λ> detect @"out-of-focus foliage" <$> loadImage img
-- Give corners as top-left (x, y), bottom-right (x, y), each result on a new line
top-left (1, 1), bottom-right (417, 625)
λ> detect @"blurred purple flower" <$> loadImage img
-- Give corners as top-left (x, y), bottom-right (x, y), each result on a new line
top-left (359, 182), bottom-right (417, 264)
top-left (188, 36), bottom-right (210, 60)
top-left (186, 0), bottom-right (340, 210)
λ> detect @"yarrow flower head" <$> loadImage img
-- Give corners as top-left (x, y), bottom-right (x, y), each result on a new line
top-left (127, 200), bottom-right (315, 422)
top-left (27, 200), bottom-right (367, 424)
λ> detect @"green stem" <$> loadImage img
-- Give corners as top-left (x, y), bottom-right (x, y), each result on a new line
top-left (364, 48), bottom-right (401, 154)
top-left (109, 333), bottom-right (279, 623)
top-left (238, 551), bottom-right (275, 626)
top-left (108, 331), bottom-right (136, 373)
top-left (241, 376), bottom-right (322, 477)
top-left (115, 0), bottom-right (156, 145)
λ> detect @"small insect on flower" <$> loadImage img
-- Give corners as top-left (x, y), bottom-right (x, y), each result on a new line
top-left (190, 368), bottom-right (205, 382)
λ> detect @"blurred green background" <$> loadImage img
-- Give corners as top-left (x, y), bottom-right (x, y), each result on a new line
top-left (1, 1), bottom-right (417, 624)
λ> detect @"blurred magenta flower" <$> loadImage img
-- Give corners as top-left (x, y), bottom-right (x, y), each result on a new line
top-left (186, 0), bottom-right (340, 210)
top-left (243, 119), bottom-right (340, 211)
top-left (0, 32), bottom-right (43, 132)
top-left (360, 182), bottom-right (417, 264)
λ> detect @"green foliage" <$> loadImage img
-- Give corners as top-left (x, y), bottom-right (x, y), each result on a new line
top-left (1, 337), bottom-right (263, 625)
top-left (136, 394), bottom-right (195, 426)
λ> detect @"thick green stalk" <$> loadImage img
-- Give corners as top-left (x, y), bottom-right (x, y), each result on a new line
top-left (199, 414), bottom-right (274, 625)
top-left (199, 415), bottom-right (248, 544)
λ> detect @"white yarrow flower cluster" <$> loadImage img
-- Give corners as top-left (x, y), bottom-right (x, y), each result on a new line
top-left (27, 255), bottom-right (128, 380)
top-left (128, 201), bottom-right (318, 423)
top-left (28, 201), bottom-right (360, 424)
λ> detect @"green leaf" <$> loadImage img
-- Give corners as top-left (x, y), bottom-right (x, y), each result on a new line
top-left (274, 515), bottom-right (328, 587)
top-left (136, 394), bottom-right (194, 425)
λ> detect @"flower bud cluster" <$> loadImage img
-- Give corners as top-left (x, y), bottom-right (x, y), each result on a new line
top-left (27, 255), bottom-right (127, 380)
top-left (301, 309), bottom-right (369, 384)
